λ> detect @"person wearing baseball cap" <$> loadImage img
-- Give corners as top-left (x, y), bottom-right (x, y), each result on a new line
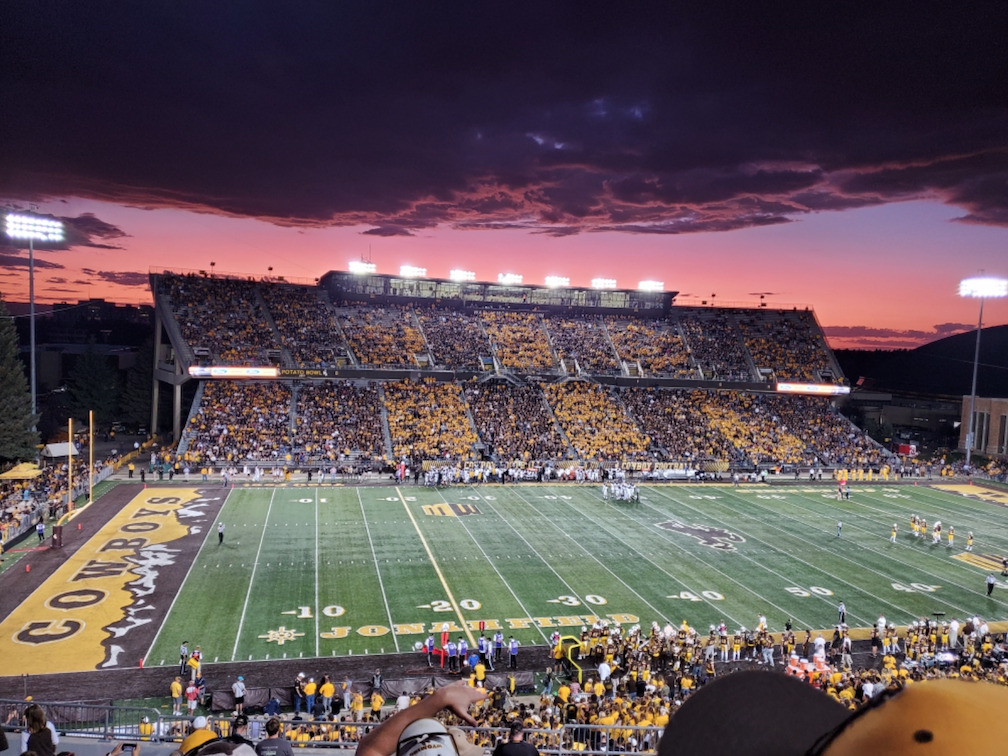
top-left (180, 716), bottom-right (218, 756)
top-left (357, 682), bottom-right (486, 756)
top-left (658, 669), bottom-right (1008, 755)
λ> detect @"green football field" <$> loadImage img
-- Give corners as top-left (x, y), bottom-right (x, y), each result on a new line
top-left (144, 482), bottom-right (1008, 667)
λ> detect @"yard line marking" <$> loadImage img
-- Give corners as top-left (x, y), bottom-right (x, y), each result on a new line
top-left (506, 486), bottom-right (671, 624)
top-left (436, 488), bottom-right (549, 644)
top-left (314, 486), bottom-right (320, 657)
top-left (648, 486), bottom-right (969, 621)
top-left (358, 487), bottom-right (400, 652)
top-left (544, 487), bottom-right (754, 629)
top-left (466, 485), bottom-right (591, 612)
top-left (396, 486), bottom-right (475, 647)
top-left (747, 490), bottom-right (1008, 612)
top-left (232, 488), bottom-right (276, 661)
top-left (144, 488), bottom-right (233, 666)
top-left (640, 486), bottom-right (877, 625)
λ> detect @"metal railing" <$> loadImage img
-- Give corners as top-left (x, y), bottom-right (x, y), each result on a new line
top-left (1, 700), bottom-right (664, 754)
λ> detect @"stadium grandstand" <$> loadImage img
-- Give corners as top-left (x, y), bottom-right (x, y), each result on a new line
top-left (148, 269), bottom-right (876, 474)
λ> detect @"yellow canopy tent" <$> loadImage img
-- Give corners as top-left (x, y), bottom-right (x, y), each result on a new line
top-left (0, 462), bottom-right (43, 480)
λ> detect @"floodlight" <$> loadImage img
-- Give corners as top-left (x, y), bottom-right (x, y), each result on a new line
top-left (959, 277), bottom-right (1008, 298)
top-left (5, 213), bottom-right (64, 242)
top-left (5, 212), bottom-right (64, 426)
top-left (591, 278), bottom-right (617, 289)
top-left (450, 269), bottom-right (476, 281)
top-left (959, 273), bottom-right (1008, 466)
top-left (545, 276), bottom-right (570, 288)
top-left (638, 280), bottom-right (664, 292)
top-left (498, 273), bottom-right (523, 285)
top-left (349, 261), bottom-right (376, 274)
top-left (399, 265), bottom-right (427, 278)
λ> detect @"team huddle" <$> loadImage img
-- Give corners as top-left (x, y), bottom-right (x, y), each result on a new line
top-left (601, 482), bottom-right (640, 502)
top-left (896, 515), bottom-right (973, 550)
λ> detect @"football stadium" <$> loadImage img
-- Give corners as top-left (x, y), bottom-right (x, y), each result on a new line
top-left (3, 266), bottom-right (1008, 754)
top-left (4, 5), bottom-right (1008, 756)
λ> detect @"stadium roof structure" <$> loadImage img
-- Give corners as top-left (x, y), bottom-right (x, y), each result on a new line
top-left (321, 269), bottom-right (679, 314)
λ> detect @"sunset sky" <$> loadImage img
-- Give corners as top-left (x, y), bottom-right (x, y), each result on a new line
top-left (2, 3), bottom-right (1007, 349)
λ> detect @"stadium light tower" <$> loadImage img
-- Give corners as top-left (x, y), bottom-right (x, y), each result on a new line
top-left (959, 275), bottom-right (1008, 465)
top-left (5, 212), bottom-right (64, 422)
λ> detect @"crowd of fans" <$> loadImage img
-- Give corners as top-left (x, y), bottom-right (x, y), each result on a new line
top-left (738, 311), bottom-right (833, 382)
top-left (622, 388), bottom-right (743, 465)
top-left (294, 382), bottom-right (386, 462)
top-left (543, 382), bottom-right (651, 460)
top-left (184, 382), bottom-right (293, 464)
top-left (546, 317), bottom-right (620, 374)
top-left (466, 382), bottom-right (570, 461)
top-left (699, 391), bottom-right (810, 466)
top-left (383, 380), bottom-right (478, 460)
top-left (605, 318), bottom-right (694, 377)
top-left (339, 307), bottom-right (428, 368)
top-left (763, 395), bottom-right (885, 468)
top-left (677, 311), bottom-right (753, 381)
top-left (480, 312), bottom-right (556, 372)
top-left (260, 284), bottom-right (350, 368)
top-left (174, 376), bottom-right (888, 470)
top-left (417, 310), bottom-right (492, 370)
top-left (160, 273), bottom-right (280, 364)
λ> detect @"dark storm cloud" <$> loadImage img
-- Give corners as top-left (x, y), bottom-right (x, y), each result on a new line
top-left (1, 3), bottom-right (1007, 235)
top-left (80, 269), bottom-right (149, 287)
top-left (0, 253), bottom-right (64, 270)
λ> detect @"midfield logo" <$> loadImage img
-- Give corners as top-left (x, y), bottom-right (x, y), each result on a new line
top-left (655, 520), bottom-right (745, 552)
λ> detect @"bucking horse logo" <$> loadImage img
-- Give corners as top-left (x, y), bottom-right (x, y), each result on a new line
top-left (655, 520), bottom-right (745, 552)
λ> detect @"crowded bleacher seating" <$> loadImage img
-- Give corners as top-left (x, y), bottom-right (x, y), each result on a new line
top-left (339, 306), bottom-right (428, 368)
top-left (383, 380), bottom-right (478, 460)
top-left (183, 381), bottom-right (292, 463)
top-left (543, 381), bottom-right (650, 460)
top-left (545, 317), bottom-right (621, 374)
top-left (417, 309), bottom-right (491, 369)
top-left (605, 317), bottom-right (694, 377)
top-left (622, 388), bottom-right (742, 464)
top-left (699, 391), bottom-right (809, 466)
top-left (480, 311), bottom-right (556, 371)
top-left (738, 310), bottom-right (834, 382)
top-left (678, 311), bottom-right (753, 381)
top-left (466, 382), bottom-right (570, 461)
top-left (260, 283), bottom-right (350, 367)
top-left (294, 382), bottom-right (386, 462)
top-left (160, 273), bottom-right (280, 364)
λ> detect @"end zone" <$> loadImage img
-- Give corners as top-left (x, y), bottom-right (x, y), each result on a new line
top-left (0, 487), bottom-right (226, 675)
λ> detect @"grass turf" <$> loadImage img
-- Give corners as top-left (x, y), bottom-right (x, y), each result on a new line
top-left (145, 483), bottom-right (1008, 667)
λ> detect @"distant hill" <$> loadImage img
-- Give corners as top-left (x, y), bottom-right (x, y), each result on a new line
top-left (835, 324), bottom-right (1008, 397)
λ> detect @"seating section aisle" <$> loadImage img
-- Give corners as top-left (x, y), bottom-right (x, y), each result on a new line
top-left (466, 382), bottom-right (569, 461)
top-left (738, 311), bottom-right (833, 382)
top-left (543, 381), bottom-right (650, 460)
top-left (417, 310), bottom-right (491, 370)
top-left (678, 312), bottom-right (752, 381)
top-left (261, 284), bottom-right (349, 367)
top-left (160, 274), bottom-right (279, 364)
top-left (480, 311), bottom-right (556, 372)
top-left (383, 380), bottom-right (478, 460)
top-left (545, 317), bottom-right (620, 374)
top-left (605, 318), bottom-right (694, 377)
top-left (339, 307), bottom-right (427, 368)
